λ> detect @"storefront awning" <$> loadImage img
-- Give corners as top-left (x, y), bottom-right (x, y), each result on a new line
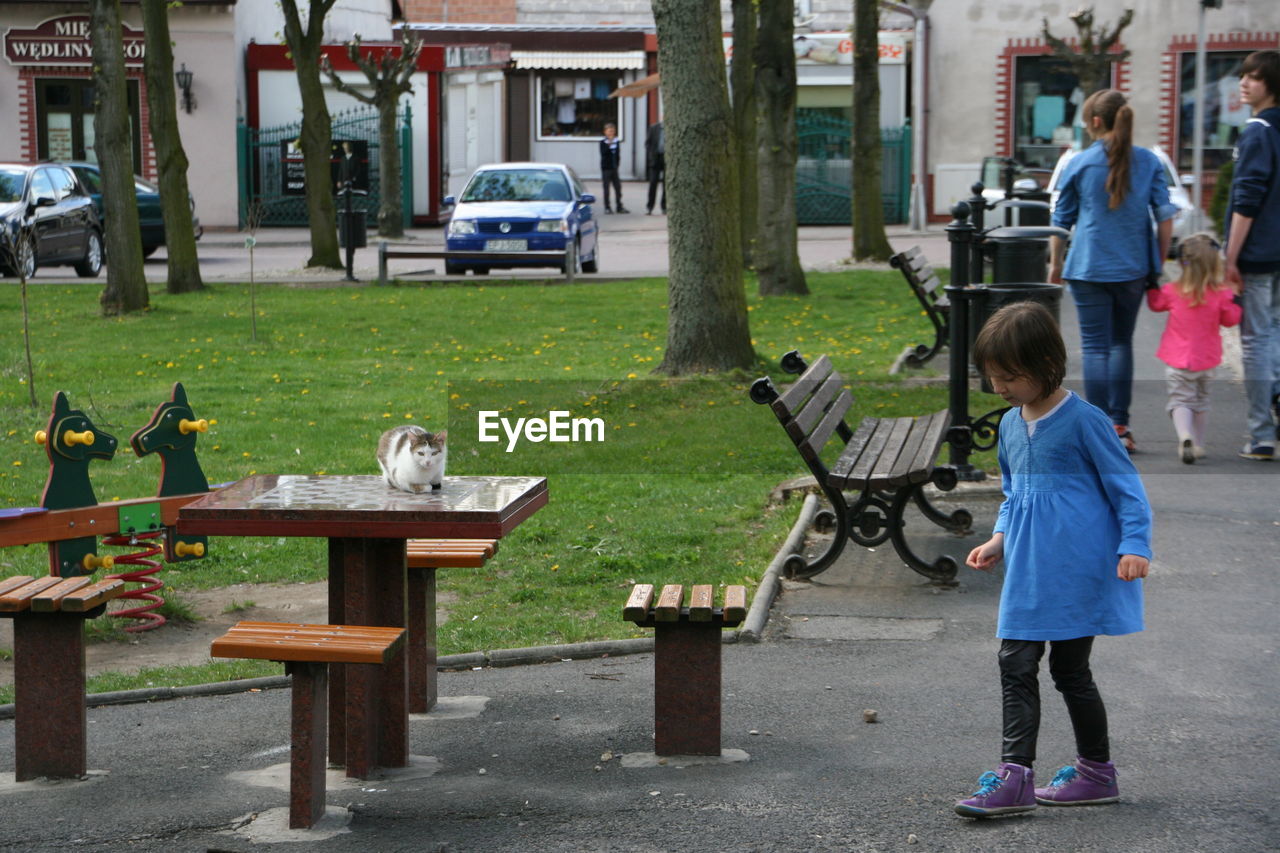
top-left (610, 72), bottom-right (660, 98)
top-left (511, 50), bottom-right (646, 70)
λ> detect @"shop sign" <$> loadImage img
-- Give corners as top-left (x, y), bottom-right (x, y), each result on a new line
top-left (723, 31), bottom-right (907, 66)
top-left (4, 16), bottom-right (146, 67)
top-left (445, 44), bottom-right (512, 69)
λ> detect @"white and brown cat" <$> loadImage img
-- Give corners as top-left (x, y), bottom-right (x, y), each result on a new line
top-left (377, 425), bottom-right (447, 493)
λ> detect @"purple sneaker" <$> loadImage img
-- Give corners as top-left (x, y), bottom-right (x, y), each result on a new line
top-left (1034, 757), bottom-right (1120, 806)
top-left (954, 762), bottom-right (1037, 817)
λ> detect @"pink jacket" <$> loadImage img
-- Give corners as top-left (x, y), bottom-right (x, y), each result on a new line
top-left (1146, 282), bottom-right (1242, 371)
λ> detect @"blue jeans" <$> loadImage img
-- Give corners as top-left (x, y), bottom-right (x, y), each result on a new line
top-left (1240, 270), bottom-right (1280, 446)
top-left (1068, 278), bottom-right (1147, 428)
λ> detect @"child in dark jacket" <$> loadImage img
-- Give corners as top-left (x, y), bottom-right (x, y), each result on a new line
top-left (598, 123), bottom-right (627, 213)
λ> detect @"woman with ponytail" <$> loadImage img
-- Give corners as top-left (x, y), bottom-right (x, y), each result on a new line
top-left (1050, 89), bottom-right (1178, 453)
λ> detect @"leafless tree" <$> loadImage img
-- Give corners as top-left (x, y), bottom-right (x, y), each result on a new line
top-left (1041, 7), bottom-right (1134, 96)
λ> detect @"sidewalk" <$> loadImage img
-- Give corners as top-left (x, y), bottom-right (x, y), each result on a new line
top-left (0, 296), bottom-right (1273, 851)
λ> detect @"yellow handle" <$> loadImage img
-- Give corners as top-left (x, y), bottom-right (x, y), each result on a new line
top-left (179, 418), bottom-right (209, 435)
top-left (63, 429), bottom-right (95, 447)
top-left (34, 430), bottom-right (47, 445)
top-left (174, 541), bottom-right (206, 558)
top-left (81, 554), bottom-right (115, 571)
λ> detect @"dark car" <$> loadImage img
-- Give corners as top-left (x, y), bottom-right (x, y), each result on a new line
top-left (0, 162), bottom-right (103, 279)
top-left (443, 163), bottom-right (599, 276)
top-left (63, 162), bottom-right (203, 257)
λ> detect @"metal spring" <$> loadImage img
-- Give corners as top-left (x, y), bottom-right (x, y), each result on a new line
top-left (101, 531), bottom-right (166, 632)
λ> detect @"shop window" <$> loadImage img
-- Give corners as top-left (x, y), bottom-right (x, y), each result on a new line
top-left (1178, 51), bottom-right (1252, 173)
top-left (1012, 55), bottom-right (1103, 169)
top-left (35, 78), bottom-right (142, 173)
top-left (536, 74), bottom-right (621, 140)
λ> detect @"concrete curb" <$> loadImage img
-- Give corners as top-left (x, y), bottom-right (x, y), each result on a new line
top-left (0, 496), bottom-right (825, 719)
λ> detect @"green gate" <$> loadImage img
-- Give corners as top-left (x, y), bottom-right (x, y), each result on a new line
top-left (795, 112), bottom-right (910, 226)
top-left (237, 105), bottom-right (413, 228)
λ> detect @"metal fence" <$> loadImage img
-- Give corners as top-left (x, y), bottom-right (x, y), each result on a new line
top-left (237, 105), bottom-right (413, 228)
top-left (795, 112), bottom-right (911, 226)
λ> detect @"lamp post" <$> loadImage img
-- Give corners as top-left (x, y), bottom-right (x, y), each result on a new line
top-left (175, 63), bottom-right (194, 114)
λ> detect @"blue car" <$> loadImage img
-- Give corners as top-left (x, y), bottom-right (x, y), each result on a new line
top-left (63, 162), bottom-right (202, 258)
top-left (444, 163), bottom-right (599, 276)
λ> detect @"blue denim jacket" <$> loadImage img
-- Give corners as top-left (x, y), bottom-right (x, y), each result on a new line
top-left (1052, 141), bottom-right (1178, 283)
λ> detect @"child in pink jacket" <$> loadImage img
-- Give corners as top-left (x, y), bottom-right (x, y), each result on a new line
top-left (1146, 233), bottom-right (1243, 463)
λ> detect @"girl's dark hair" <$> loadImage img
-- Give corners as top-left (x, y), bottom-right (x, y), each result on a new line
top-left (1082, 89), bottom-right (1134, 210)
top-left (1240, 50), bottom-right (1280, 103)
top-left (972, 301), bottom-right (1066, 401)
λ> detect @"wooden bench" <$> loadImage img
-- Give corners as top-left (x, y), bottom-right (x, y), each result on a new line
top-left (890, 246), bottom-right (949, 368)
top-left (377, 243), bottom-right (577, 285)
top-left (0, 575), bottom-right (127, 781)
top-left (749, 350), bottom-right (972, 583)
top-left (623, 583), bottom-right (747, 757)
top-left (403, 537), bottom-right (498, 713)
top-left (211, 621), bottom-right (406, 830)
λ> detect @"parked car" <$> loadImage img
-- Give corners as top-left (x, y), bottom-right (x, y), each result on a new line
top-left (62, 161), bottom-right (203, 258)
top-left (443, 163), bottom-right (599, 276)
top-left (0, 162), bottom-right (103, 279)
top-left (1045, 145), bottom-right (1200, 257)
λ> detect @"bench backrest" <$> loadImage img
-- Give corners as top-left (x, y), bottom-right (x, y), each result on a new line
top-left (766, 355), bottom-right (855, 476)
top-left (890, 246), bottom-right (947, 311)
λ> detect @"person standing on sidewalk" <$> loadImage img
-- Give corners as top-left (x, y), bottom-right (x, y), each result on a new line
top-left (1050, 89), bottom-right (1176, 454)
top-left (598, 123), bottom-right (628, 214)
top-left (1147, 234), bottom-right (1242, 464)
top-left (1224, 50), bottom-right (1280, 461)
top-left (955, 302), bottom-right (1151, 818)
top-left (645, 120), bottom-right (666, 215)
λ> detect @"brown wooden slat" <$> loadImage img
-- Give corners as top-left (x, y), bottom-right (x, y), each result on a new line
top-left (829, 418), bottom-right (879, 485)
top-left (722, 586), bottom-right (747, 622)
top-left (790, 373), bottom-right (845, 439)
top-left (226, 621), bottom-right (406, 640)
top-left (0, 575), bottom-right (35, 597)
top-left (918, 274), bottom-right (943, 296)
top-left (687, 584), bottom-right (714, 622)
top-left (29, 577), bottom-right (93, 612)
top-left (774, 355), bottom-right (833, 415)
top-left (905, 410), bottom-right (952, 484)
top-left (799, 389), bottom-right (854, 464)
top-left (623, 584), bottom-right (654, 622)
top-left (59, 579), bottom-right (127, 612)
top-left (886, 415), bottom-right (933, 488)
top-left (844, 418), bottom-right (891, 488)
top-left (0, 576), bottom-right (64, 612)
top-left (654, 584), bottom-right (683, 622)
top-left (869, 418), bottom-right (916, 489)
top-left (211, 622), bottom-right (404, 665)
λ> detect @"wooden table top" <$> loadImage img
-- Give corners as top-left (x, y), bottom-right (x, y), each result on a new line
top-left (176, 474), bottom-right (548, 539)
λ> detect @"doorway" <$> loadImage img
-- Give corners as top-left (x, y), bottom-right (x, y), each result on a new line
top-left (35, 78), bottom-right (142, 173)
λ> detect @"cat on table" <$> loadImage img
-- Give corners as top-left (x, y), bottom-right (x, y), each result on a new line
top-left (377, 425), bottom-right (447, 493)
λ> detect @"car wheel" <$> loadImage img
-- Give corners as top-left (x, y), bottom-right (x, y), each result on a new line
top-left (560, 240), bottom-right (580, 276)
top-left (74, 231), bottom-right (104, 278)
top-left (445, 260), bottom-right (463, 275)
top-left (15, 234), bottom-right (37, 280)
top-left (472, 266), bottom-right (490, 276)
top-left (582, 238), bottom-right (599, 273)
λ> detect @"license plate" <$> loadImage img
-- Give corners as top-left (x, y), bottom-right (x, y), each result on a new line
top-left (485, 239), bottom-right (527, 252)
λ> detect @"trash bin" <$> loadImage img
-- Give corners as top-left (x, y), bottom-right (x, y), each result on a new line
top-left (338, 209), bottom-right (367, 249)
top-left (984, 226), bottom-right (1069, 284)
top-left (1011, 187), bottom-right (1051, 226)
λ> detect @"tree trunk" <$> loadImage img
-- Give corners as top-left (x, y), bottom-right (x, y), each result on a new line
top-left (652, 0), bottom-right (754, 375)
top-left (851, 0), bottom-right (894, 262)
top-left (140, 0), bottom-right (203, 294)
top-left (281, 0), bottom-right (342, 269)
top-left (376, 95), bottom-right (404, 238)
top-left (88, 0), bottom-right (148, 314)
top-left (730, 0), bottom-right (758, 269)
top-left (754, 0), bottom-right (808, 296)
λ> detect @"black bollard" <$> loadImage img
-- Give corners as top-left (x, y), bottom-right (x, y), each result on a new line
top-left (968, 182), bottom-right (989, 286)
top-left (944, 202), bottom-right (986, 481)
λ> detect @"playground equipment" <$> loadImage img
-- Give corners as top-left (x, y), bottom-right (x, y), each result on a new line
top-left (2, 383), bottom-right (214, 632)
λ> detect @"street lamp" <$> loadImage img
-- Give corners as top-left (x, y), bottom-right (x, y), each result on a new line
top-left (175, 63), bottom-right (195, 113)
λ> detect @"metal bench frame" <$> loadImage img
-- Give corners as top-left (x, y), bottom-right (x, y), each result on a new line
top-left (750, 350), bottom-right (972, 583)
top-left (890, 246), bottom-right (950, 368)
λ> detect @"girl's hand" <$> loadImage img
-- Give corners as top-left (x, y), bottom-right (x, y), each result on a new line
top-left (966, 534), bottom-right (1004, 572)
top-left (1117, 554), bottom-right (1149, 581)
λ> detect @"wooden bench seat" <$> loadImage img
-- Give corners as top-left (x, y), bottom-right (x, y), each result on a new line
top-left (622, 583), bottom-right (746, 757)
top-left (0, 575), bottom-right (127, 781)
top-left (212, 621), bottom-right (405, 830)
top-left (890, 246), bottom-right (950, 368)
top-left (750, 351), bottom-right (972, 583)
top-left (403, 538), bottom-right (498, 713)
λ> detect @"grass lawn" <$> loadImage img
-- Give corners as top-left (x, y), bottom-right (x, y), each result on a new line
top-left (0, 270), bottom-right (999, 698)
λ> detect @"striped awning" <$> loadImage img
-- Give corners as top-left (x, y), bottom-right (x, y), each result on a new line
top-left (511, 50), bottom-right (646, 71)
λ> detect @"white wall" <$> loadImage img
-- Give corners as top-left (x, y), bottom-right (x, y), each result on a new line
top-left (444, 71), bottom-right (505, 199)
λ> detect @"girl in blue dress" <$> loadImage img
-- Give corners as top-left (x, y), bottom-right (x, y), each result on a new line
top-left (954, 302), bottom-right (1152, 818)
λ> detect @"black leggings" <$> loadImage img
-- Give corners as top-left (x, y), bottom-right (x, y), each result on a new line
top-left (999, 636), bottom-right (1109, 768)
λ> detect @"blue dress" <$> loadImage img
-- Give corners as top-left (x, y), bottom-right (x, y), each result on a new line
top-left (993, 393), bottom-right (1151, 641)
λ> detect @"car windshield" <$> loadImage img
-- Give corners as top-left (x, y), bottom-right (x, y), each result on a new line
top-left (461, 169), bottom-right (572, 203)
top-left (0, 169), bottom-right (26, 203)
